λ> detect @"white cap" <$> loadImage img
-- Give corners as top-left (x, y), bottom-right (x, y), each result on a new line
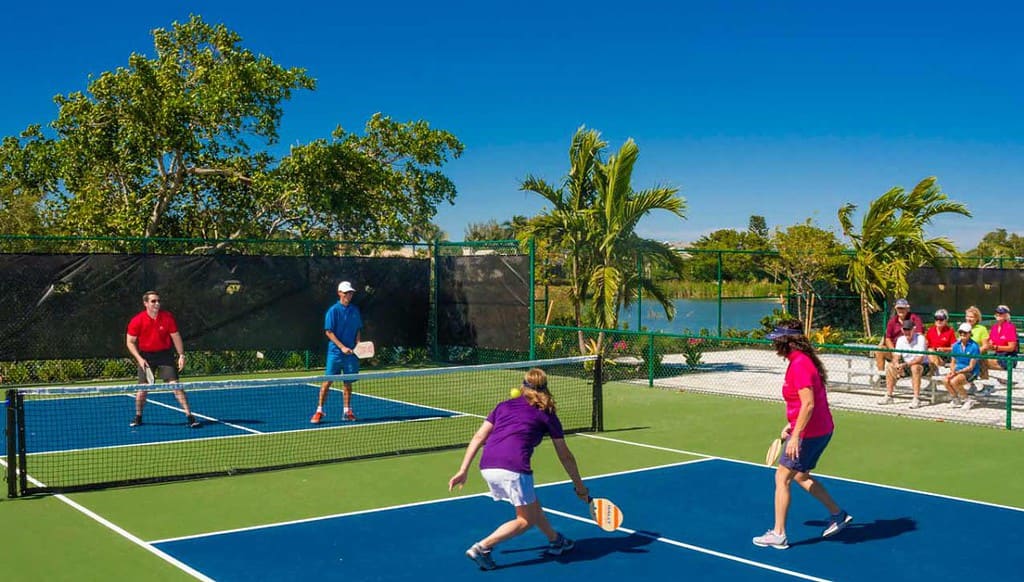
top-left (338, 281), bottom-right (355, 293)
top-left (957, 322), bottom-right (973, 333)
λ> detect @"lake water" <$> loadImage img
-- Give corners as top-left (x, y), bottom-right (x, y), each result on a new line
top-left (618, 298), bottom-right (782, 334)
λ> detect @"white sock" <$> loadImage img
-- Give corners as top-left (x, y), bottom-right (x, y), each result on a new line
top-left (316, 406), bottom-right (323, 413)
top-left (344, 407), bottom-right (351, 413)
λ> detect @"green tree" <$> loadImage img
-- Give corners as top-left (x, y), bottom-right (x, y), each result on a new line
top-left (766, 221), bottom-right (846, 335)
top-left (0, 16), bottom-right (462, 248)
top-left (520, 127), bottom-right (687, 350)
top-left (464, 215), bottom-right (527, 241)
top-left (838, 177), bottom-right (971, 336)
top-left (685, 227), bottom-right (770, 282)
top-left (967, 229), bottom-right (1024, 267)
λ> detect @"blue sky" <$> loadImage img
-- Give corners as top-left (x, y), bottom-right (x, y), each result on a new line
top-left (4, 1), bottom-right (1021, 248)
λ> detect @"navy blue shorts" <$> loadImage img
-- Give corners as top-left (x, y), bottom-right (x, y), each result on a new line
top-left (325, 353), bottom-right (359, 379)
top-left (780, 432), bottom-right (833, 473)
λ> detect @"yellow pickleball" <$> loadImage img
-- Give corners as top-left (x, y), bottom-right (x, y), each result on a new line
top-left (510, 388), bottom-right (522, 398)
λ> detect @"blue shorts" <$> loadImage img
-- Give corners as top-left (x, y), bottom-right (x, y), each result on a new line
top-left (780, 432), bottom-right (833, 473)
top-left (325, 353), bottom-right (359, 380)
top-left (953, 367), bottom-right (979, 381)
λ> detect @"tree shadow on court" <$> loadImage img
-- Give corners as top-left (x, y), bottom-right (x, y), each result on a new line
top-left (789, 517), bottom-right (917, 547)
top-left (496, 530), bottom-right (659, 569)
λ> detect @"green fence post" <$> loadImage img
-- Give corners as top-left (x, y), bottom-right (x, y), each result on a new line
top-left (648, 331), bottom-right (655, 387)
top-left (636, 253), bottom-right (643, 332)
top-left (717, 251), bottom-right (723, 336)
top-left (1006, 361), bottom-right (1013, 430)
top-left (529, 237), bottom-right (536, 360)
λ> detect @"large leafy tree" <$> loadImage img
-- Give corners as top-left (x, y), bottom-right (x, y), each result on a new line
top-left (520, 127), bottom-right (687, 351)
top-left (685, 222), bottom-right (771, 282)
top-left (967, 229), bottom-right (1024, 267)
top-left (838, 177), bottom-right (970, 336)
top-left (766, 221), bottom-right (847, 335)
top-left (0, 16), bottom-right (462, 247)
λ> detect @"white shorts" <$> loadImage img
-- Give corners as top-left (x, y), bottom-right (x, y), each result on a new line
top-left (480, 468), bottom-right (536, 506)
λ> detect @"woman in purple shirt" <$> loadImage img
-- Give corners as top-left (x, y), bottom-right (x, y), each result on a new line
top-left (753, 320), bottom-right (852, 550)
top-left (449, 368), bottom-right (590, 571)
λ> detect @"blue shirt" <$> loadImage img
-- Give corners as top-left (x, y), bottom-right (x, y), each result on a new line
top-left (951, 339), bottom-right (980, 372)
top-left (324, 302), bottom-right (362, 357)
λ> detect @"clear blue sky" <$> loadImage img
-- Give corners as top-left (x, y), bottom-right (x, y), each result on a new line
top-left (4, 1), bottom-right (1021, 248)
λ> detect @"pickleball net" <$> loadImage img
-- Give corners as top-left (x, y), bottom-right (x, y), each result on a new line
top-left (4, 355), bottom-right (602, 496)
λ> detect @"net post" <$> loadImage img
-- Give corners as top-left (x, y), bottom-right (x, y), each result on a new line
top-left (592, 356), bottom-right (604, 432)
top-left (16, 391), bottom-right (27, 495)
top-left (5, 389), bottom-right (17, 498)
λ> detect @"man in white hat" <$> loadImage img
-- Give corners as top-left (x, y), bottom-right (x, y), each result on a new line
top-left (311, 281), bottom-right (363, 423)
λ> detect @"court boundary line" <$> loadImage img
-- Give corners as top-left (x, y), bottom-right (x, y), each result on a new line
top-left (147, 457), bottom-right (716, 544)
top-left (22, 386), bottom-right (467, 456)
top-left (542, 507), bottom-right (830, 582)
top-left (0, 457), bottom-right (213, 582)
top-left (578, 432), bottom-right (1024, 514)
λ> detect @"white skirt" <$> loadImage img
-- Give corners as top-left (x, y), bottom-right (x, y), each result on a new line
top-left (480, 468), bottom-right (536, 506)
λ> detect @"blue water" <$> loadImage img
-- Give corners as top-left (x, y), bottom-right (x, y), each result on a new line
top-left (618, 298), bottom-right (781, 333)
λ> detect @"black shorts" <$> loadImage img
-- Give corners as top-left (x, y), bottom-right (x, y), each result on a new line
top-left (138, 349), bottom-right (180, 383)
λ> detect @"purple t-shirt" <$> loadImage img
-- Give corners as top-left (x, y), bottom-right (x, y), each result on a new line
top-left (480, 397), bottom-right (565, 474)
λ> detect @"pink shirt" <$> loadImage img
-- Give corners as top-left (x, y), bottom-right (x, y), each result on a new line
top-left (782, 351), bottom-right (834, 438)
top-left (989, 320), bottom-right (1019, 353)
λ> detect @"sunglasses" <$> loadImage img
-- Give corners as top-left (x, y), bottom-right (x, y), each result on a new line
top-left (147, 299), bottom-right (161, 303)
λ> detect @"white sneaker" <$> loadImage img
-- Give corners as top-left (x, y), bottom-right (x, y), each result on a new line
top-left (961, 398), bottom-right (977, 410)
top-left (877, 395), bottom-right (894, 405)
top-left (909, 398), bottom-right (922, 409)
top-left (948, 398), bottom-right (962, 408)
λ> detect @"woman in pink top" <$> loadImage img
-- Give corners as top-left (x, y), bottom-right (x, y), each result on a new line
top-left (753, 320), bottom-right (852, 550)
top-left (449, 368), bottom-right (590, 571)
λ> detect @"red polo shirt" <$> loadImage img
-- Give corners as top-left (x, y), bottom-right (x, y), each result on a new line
top-left (127, 310), bottom-right (179, 352)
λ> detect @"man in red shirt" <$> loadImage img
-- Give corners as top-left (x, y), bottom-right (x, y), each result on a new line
top-left (126, 290), bottom-right (200, 428)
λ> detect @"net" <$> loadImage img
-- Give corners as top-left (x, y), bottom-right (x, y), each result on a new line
top-left (3, 356), bottom-right (601, 496)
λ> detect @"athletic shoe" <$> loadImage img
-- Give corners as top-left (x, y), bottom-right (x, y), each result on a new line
top-left (344, 409), bottom-right (357, 421)
top-left (187, 415), bottom-right (201, 428)
top-left (909, 398), bottom-right (922, 409)
top-left (961, 398), bottom-right (977, 410)
top-left (967, 384), bottom-right (977, 396)
top-left (823, 510), bottom-right (853, 537)
top-left (310, 411), bottom-right (324, 424)
top-left (752, 530), bottom-right (789, 549)
top-left (877, 395), bottom-right (894, 405)
top-left (129, 415), bottom-right (142, 427)
top-left (948, 398), bottom-right (962, 408)
top-left (465, 543), bottom-right (497, 570)
top-left (544, 533), bottom-right (575, 556)
top-left (979, 383), bottom-right (996, 397)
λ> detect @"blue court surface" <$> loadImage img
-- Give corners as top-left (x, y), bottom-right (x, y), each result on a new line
top-left (150, 459), bottom-right (1022, 581)
top-left (4, 384), bottom-right (457, 453)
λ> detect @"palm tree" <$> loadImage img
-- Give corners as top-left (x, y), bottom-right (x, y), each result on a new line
top-left (520, 127), bottom-right (687, 352)
top-left (838, 177), bottom-right (970, 336)
top-left (587, 138), bottom-right (687, 331)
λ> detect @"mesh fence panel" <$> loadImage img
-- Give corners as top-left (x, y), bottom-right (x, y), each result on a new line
top-left (535, 325), bottom-right (1019, 430)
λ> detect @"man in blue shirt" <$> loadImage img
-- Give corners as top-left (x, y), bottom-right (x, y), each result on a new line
top-left (943, 322), bottom-right (981, 410)
top-left (311, 281), bottom-right (363, 423)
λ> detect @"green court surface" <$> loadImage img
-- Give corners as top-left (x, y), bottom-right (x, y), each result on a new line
top-left (2, 380), bottom-right (1021, 580)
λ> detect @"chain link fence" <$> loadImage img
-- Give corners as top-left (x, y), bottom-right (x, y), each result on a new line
top-left (535, 325), bottom-right (1020, 430)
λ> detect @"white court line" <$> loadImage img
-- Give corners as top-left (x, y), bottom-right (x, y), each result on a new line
top-left (28, 385), bottom-right (471, 456)
top-left (148, 458), bottom-right (715, 544)
top-left (579, 433), bottom-right (1024, 514)
top-left (0, 457), bottom-right (213, 582)
top-left (543, 507), bottom-right (831, 582)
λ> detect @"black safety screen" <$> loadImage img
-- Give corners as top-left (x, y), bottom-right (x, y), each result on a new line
top-left (908, 267), bottom-right (1024, 315)
top-left (436, 254), bottom-right (530, 352)
top-left (0, 254), bottom-right (429, 360)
